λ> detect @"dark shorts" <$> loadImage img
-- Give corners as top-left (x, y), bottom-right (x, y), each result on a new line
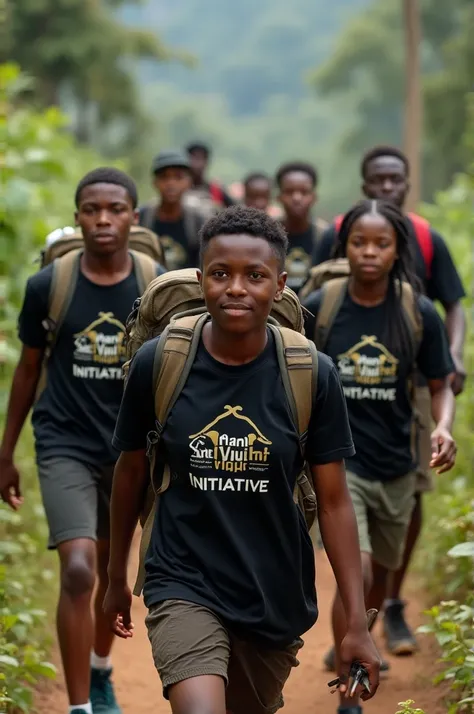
top-left (36, 456), bottom-right (114, 549)
top-left (145, 599), bottom-right (303, 714)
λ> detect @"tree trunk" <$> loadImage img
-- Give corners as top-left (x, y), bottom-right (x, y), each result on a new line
top-left (403, 0), bottom-right (422, 212)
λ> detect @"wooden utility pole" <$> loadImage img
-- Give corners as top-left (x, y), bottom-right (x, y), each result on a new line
top-left (403, 0), bottom-right (422, 212)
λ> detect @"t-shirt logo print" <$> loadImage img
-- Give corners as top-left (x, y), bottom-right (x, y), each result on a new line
top-left (188, 405), bottom-right (272, 494)
top-left (337, 335), bottom-right (399, 402)
top-left (72, 311), bottom-right (126, 381)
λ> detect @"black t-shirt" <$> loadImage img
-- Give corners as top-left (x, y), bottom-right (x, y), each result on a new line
top-left (313, 221), bottom-right (466, 306)
top-left (303, 289), bottom-right (454, 482)
top-left (18, 259), bottom-right (164, 465)
top-left (285, 225), bottom-right (316, 293)
top-left (113, 330), bottom-right (355, 647)
top-left (138, 209), bottom-right (199, 270)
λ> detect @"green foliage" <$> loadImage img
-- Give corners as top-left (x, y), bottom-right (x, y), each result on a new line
top-left (418, 170), bottom-right (474, 599)
top-left (0, 62), bottom-right (115, 711)
top-left (310, 0), bottom-right (473, 197)
top-left (396, 701), bottom-right (426, 714)
top-left (6, 0), bottom-right (189, 153)
top-left (418, 597), bottom-right (474, 713)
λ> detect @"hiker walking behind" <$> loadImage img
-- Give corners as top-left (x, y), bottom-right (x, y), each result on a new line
top-left (303, 199), bottom-right (456, 714)
top-left (103, 206), bottom-right (380, 714)
top-left (0, 168), bottom-right (164, 714)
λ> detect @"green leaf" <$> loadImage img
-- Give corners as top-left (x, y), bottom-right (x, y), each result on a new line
top-left (448, 542), bottom-right (474, 558)
top-left (0, 655), bottom-right (19, 668)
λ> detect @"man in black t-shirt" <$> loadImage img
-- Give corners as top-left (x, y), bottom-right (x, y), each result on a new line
top-left (0, 168), bottom-right (164, 714)
top-left (103, 206), bottom-right (380, 713)
top-left (276, 161), bottom-right (328, 294)
top-left (139, 150), bottom-right (207, 270)
top-left (312, 146), bottom-right (466, 656)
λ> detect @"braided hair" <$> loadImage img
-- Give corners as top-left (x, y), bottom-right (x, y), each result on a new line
top-left (334, 199), bottom-right (420, 357)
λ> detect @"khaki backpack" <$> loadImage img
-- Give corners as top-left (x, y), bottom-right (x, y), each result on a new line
top-left (123, 268), bottom-right (319, 595)
top-left (40, 225), bottom-right (166, 269)
top-left (299, 258), bottom-right (350, 301)
top-left (35, 248), bottom-right (158, 401)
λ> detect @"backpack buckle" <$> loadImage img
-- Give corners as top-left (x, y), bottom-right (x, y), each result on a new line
top-left (145, 421), bottom-right (164, 459)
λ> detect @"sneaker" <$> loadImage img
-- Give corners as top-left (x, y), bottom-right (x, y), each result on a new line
top-left (323, 646), bottom-right (390, 675)
top-left (383, 600), bottom-right (417, 655)
top-left (90, 667), bottom-right (122, 714)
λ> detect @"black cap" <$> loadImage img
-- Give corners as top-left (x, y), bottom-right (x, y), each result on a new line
top-left (152, 150), bottom-right (191, 174)
top-left (185, 140), bottom-right (211, 157)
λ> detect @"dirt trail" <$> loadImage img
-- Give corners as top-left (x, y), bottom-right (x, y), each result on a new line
top-left (36, 534), bottom-right (443, 714)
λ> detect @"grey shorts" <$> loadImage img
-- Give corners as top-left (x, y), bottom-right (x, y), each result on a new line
top-left (347, 470), bottom-right (417, 571)
top-left (36, 457), bottom-right (114, 549)
top-left (146, 599), bottom-right (303, 714)
top-left (414, 386), bottom-right (434, 493)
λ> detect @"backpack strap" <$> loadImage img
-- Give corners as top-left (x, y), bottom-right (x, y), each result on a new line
top-left (209, 181), bottom-right (224, 206)
top-left (314, 277), bottom-right (349, 351)
top-left (268, 325), bottom-right (319, 528)
top-left (334, 214), bottom-right (344, 233)
top-left (130, 250), bottom-right (157, 295)
top-left (35, 249), bottom-right (82, 400)
top-left (407, 213), bottom-right (434, 279)
top-left (134, 312), bottom-right (208, 596)
top-left (140, 200), bottom-right (158, 231)
top-left (269, 326), bottom-right (318, 441)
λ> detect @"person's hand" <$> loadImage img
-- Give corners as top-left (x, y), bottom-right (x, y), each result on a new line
top-left (450, 356), bottom-right (466, 397)
top-left (103, 580), bottom-right (134, 639)
top-left (0, 456), bottom-right (23, 510)
top-left (430, 425), bottom-right (456, 474)
top-left (339, 628), bottom-right (381, 701)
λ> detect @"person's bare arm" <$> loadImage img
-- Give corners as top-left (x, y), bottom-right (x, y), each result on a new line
top-left (443, 301), bottom-right (466, 395)
top-left (428, 377), bottom-right (456, 474)
top-left (0, 346), bottom-right (43, 508)
top-left (311, 460), bottom-right (380, 699)
top-left (103, 449), bottom-right (149, 638)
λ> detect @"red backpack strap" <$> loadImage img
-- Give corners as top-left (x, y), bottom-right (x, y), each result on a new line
top-left (209, 181), bottom-right (224, 205)
top-left (407, 213), bottom-right (434, 279)
top-left (334, 214), bottom-right (344, 233)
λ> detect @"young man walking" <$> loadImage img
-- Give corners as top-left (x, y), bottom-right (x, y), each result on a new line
top-left (312, 146), bottom-right (466, 655)
top-left (0, 168), bottom-right (164, 714)
top-left (139, 150), bottom-right (207, 270)
top-left (276, 161), bottom-right (328, 294)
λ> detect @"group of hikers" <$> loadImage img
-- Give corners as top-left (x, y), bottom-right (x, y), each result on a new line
top-left (0, 139), bottom-right (466, 714)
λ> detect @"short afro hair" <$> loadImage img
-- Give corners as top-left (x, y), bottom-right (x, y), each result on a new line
top-left (200, 205), bottom-right (288, 270)
top-left (243, 172), bottom-right (272, 189)
top-left (185, 140), bottom-right (211, 157)
top-left (275, 161), bottom-right (318, 189)
top-left (75, 167), bottom-right (138, 208)
top-left (361, 146), bottom-right (410, 179)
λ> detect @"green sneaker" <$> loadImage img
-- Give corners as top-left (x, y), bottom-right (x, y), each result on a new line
top-left (90, 667), bottom-right (122, 714)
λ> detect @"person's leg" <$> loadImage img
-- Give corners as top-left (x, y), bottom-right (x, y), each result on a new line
top-left (37, 457), bottom-right (100, 709)
top-left (386, 493), bottom-right (422, 601)
top-left (226, 635), bottom-right (303, 714)
top-left (146, 600), bottom-right (230, 714)
top-left (370, 473), bottom-right (419, 656)
top-left (57, 538), bottom-right (97, 706)
top-left (90, 466), bottom-right (121, 713)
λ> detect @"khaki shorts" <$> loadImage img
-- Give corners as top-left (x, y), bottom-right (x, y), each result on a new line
top-left (414, 386), bottom-right (434, 493)
top-left (145, 599), bottom-right (303, 714)
top-left (347, 470), bottom-right (417, 571)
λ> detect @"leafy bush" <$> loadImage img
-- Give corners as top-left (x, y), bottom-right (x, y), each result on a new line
top-left (396, 701), bottom-right (426, 714)
top-left (1, 62), bottom-right (114, 711)
top-left (418, 596), bottom-right (474, 713)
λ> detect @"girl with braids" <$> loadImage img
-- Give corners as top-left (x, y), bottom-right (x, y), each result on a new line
top-left (303, 199), bottom-right (456, 714)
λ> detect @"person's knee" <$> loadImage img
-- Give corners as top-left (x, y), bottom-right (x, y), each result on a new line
top-left (60, 551), bottom-right (96, 598)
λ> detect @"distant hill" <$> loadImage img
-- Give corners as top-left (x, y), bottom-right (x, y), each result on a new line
top-left (122, 0), bottom-right (368, 115)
